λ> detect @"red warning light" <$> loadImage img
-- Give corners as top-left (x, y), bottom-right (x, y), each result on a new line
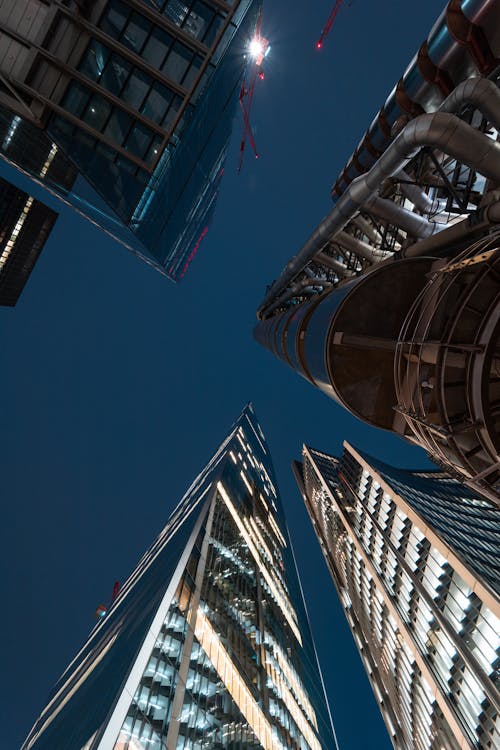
top-left (316, 1), bottom-right (346, 50)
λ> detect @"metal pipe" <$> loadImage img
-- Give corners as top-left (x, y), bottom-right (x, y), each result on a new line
top-left (395, 169), bottom-right (434, 212)
top-left (403, 199), bottom-right (500, 258)
top-left (352, 214), bottom-right (382, 244)
top-left (316, 251), bottom-right (355, 276)
top-left (263, 278), bottom-right (332, 319)
top-left (258, 111), bottom-right (500, 317)
top-left (364, 195), bottom-right (437, 238)
top-left (440, 76), bottom-right (500, 129)
top-left (335, 229), bottom-right (383, 261)
top-left (331, 3), bottom-right (499, 199)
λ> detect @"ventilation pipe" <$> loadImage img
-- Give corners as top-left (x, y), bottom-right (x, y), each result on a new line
top-left (394, 78), bottom-right (500, 214)
top-left (364, 195), bottom-right (437, 238)
top-left (403, 198), bottom-right (500, 257)
top-left (352, 214), bottom-right (383, 244)
top-left (335, 229), bottom-right (387, 262)
top-left (263, 277), bottom-right (333, 319)
top-left (258, 111), bottom-right (500, 317)
top-left (395, 169), bottom-right (435, 212)
top-left (316, 251), bottom-right (355, 277)
top-left (440, 76), bottom-right (500, 129)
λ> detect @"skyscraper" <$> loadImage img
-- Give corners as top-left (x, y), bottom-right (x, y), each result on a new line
top-left (254, 0), bottom-right (500, 503)
top-left (0, 0), bottom-right (262, 279)
top-left (21, 406), bottom-right (337, 750)
top-left (294, 442), bottom-right (500, 750)
top-left (0, 175), bottom-right (58, 306)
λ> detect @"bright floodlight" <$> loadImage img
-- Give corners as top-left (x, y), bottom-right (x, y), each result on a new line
top-left (249, 37), bottom-right (264, 59)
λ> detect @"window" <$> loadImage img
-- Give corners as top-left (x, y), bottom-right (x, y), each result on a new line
top-left (82, 94), bottom-right (112, 131)
top-left (62, 81), bottom-right (90, 118)
top-left (162, 41), bottom-right (193, 85)
top-left (162, 0), bottom-right (188, 27)
top-left (121, 11), bottom-right (151, 54)
top-left (141, 82), bottom-right (173, 125)
top-left (184, 1), bottom-right (214, 42)
top-left (162, 94), bottom-right (182, 130)
top-left (99, 0), bottom-right (130, 38)
top-left (101, 53), bottom-right (132, 96)
top-left (142, 27), bottom-right (173, 69)
top-left (183, 54), bottom-right (202, 89)
top-left (122, 69), bottom-right (151, 110)
top-left (145, 135), bottom-right (164, 166)
top-left (104, 109), bottom-right (134, 147)
top-left (79, 40), bottom-right (109, 81)
top-left (125, 123), bottom-right (154, 160)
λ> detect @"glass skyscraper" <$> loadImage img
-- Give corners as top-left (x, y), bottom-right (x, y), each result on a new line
top-left (0, 175), bottom-right (58, 305)
top-left (0, 0), bottom-right (261, 279)
top-left (294, 442), bottom-right (500, 750)
top-left (22, 406), bottom-right (337, 750)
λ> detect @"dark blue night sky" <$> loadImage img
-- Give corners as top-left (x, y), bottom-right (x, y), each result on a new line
top-left (1, 2), bottom-right (439, 748)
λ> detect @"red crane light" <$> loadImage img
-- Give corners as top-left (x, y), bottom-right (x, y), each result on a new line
top-left (238, 8), bottom-right (268, 173)
top-left (316, 0), bottom-right (346, 49)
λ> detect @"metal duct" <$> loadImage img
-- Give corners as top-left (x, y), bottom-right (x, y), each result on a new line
top-left (331, 0), bottom-right (499, 199)
top-left (335, 229), bottom-right (383, 261)
top-left (352, 214), bottom-right (382, 244)
top-left (258, 111), bottom-right (500, 317)
top-left (316, 252), bottom-right (355, 276)
top-left (439, 76), bottom-right (500, 129)
top-left (364, 195), bottom-right (436, 238)
top-left (263, 277), bottom-right (332, 319)
top-left (369, 78), bottom-right (500, 223)
top-left (395, 169), bottom-right (434, 212)
top-left (402, 198), bottom-right (500, 257)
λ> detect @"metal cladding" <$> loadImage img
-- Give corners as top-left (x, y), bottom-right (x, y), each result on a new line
top-left (297, 443), bottom-right (500, 750)
top-left (257, 81), bottom-right (500, 315)
top-left (331, 0), bottom-right (500, 199)
top-left (255, 0), bottom-right (500, 503)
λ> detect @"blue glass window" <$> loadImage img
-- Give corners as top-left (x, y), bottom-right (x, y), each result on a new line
top-left (185, 2), bottom-right (220, 44)
top-left (125, 123), bottom-right (154, 160)
top-left (82, 94), bottom-right (112, 130)
top-left (104, 109), bottom-right (134, 146)
top-left (122, 69), bottom-right (151, 110)
top-left (162, 94), bottom-right (182, 130)
top-left (146, 135), bottom-right (164, 166)
top-left (141, 82), bottom-right (173, 125)
top-left (80, 40), bottom-right (110, 81)
top-left (182, 55), bottom-right (202, 89)
top-left (121, 12), bottom-right (151, 54)
top-left (162, 41), bottom-right (193, 85)
top-left (99, 0), bottom-right (130, 38)
top-left (162, 0), bottom-right (188, 27)
top-left (101, 54), bottom-right (132, 96)
top-left (142, 28), bottom-right (173, 69)
top-left (62, 81), bottom-right (91, 118)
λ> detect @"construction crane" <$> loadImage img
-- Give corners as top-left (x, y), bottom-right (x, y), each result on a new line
top-left (316, 0), bottom-right (347, 49)
top-left (238, 8), bottom-right (269, 173)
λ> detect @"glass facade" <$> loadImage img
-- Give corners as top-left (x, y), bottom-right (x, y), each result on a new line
top-left (0, 176), bottom-right (58, 306)
top-left (21, 407), bottom-right (337, 750)
top-left (296, 444), bottom-right (500, 750)
top-left (0, 0), bottom-right (260, 279)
